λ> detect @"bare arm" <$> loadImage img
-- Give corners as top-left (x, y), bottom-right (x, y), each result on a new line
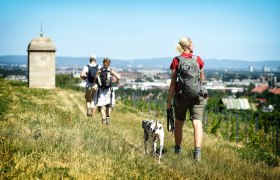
top-left (167, 69), bottom-right (177, 109)
top-left (111, 69), bottom-right (121, 81)
top-left (80, 66), bottom-right (87, 80)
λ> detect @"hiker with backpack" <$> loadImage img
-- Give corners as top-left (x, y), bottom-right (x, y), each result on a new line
top-left (94, 58), bottom-right (120, 125)
top-left (80, 54), bottom-right (102, 117)
top-left (166, 36), bottom-right (207, 161)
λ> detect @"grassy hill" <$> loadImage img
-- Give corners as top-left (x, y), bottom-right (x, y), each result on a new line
top-left (0, 79), bottom-right (279, 179)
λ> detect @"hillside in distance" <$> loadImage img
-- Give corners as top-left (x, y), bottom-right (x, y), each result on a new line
top-left (0, 55), bottom-right (279, 70)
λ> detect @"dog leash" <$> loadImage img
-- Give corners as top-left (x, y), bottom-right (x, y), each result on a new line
top-left (166, 106), bottom-right (175, 132)
top-left (165, 106), bottom-right (175, 139)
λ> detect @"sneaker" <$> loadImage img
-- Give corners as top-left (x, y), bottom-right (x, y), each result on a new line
top-left (102, 119), bottom-right (106, 124)
top-left (106, 117), bottom-right (110, 125)
top-left (174, 146), bottom-right (182, 154)
top-left (194, 150), bottom-right (201, 161)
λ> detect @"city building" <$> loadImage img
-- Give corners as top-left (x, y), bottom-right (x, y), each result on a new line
top-left (249, 65), bottom-right (254, 72)
top-left (263, 65), bottom-right (270, 72)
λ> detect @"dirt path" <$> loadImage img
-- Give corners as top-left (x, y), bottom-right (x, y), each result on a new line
top-left (69, 93), bottom-right (85, 114)
top-left (57, 90), bottom-right (85, 115)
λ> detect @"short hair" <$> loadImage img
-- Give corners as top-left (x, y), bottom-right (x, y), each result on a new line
top-left (103, 58), bottom-right (111, 66)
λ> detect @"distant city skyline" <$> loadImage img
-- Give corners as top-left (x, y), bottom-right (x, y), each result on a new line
top-left (0, 0), bottom-right (280, 61)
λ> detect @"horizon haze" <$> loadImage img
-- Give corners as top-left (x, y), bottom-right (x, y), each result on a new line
top-left (1, 55), bottom-right (279, 71)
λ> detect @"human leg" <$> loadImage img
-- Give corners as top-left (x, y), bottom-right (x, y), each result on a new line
top-left (105, 104), bottom-right (111, 125)
top-left (192, 120), bottom-right (203, 148)
top-left (100, 106), bottom-right (106, 123)
top-left (85, 86), bottom-right (96, 117)
top-left (173, 94), bottom-right (188, 153)
top-left (174, 119), bottom-right (184, 147)
top-left (86, 102), bottom-right (92, 117)
top-left (90, 99), bottom-right (97, 116)
top-left (190, 97), bottom-right (205, 160)
top-left (191, 118), bottom-right (203, 161)
top-left (92, 106), bottom-right (97, 116)
top-left (105, 104), bottom-right (111, 117)
top-left (90, 86), bottom-right (99, 117)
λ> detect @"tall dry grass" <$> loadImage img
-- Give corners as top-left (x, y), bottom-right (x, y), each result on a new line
top-left (0, 79), bottom-right (279, 179)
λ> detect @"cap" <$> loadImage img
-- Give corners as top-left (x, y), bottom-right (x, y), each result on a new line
top-left (90, 54), bottom-right (96, 60)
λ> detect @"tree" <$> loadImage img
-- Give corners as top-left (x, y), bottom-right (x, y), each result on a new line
top-left (56, 74), bottom-right (82, 91)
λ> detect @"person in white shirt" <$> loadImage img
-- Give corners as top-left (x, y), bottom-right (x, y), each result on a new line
top-left (80, 54), bottom-right (102, 117)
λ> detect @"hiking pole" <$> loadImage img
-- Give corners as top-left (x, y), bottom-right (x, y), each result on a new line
top-left (167, 106), bottom-right (175, 132)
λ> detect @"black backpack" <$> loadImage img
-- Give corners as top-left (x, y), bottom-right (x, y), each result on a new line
top-left (87, 65), bottom-right (99, 83)
top-left (97, 67), bottom-right (113, 89)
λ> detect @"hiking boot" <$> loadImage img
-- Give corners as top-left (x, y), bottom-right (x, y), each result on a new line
top-left (106, 117), bottom-right (110, 125)
top-left (194, 150), bottom-right (201, 161)
top-left (174, 146), bottom-right (182, 154)
top-left (87, 108), bottom-right (92, 117)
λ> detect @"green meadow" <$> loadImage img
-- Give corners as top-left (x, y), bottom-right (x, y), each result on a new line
top-left (1, 79), bottom-right (279, 179)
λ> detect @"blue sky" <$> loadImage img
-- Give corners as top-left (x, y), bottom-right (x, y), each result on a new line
top-left (0, 0), bottom-right (279, 61)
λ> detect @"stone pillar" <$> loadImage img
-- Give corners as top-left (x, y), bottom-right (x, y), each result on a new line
top-left (27, 37), bottom-right (56, 88)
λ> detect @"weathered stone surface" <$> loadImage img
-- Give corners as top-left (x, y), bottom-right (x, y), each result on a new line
top-left (27, 37), bottom-right (56, 89)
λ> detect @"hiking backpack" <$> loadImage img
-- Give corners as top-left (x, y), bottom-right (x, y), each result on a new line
top-left (176, 55), bottom-right (202, 99)
top-left (97, 67), bottom-right (113, 89)
top-left (87, 65), bottom-right (99, 83)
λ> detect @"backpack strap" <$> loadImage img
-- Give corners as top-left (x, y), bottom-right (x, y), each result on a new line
top-left (176, 55), bottom-right (198, 64)
top-left (176, 55), bottom-right (202, 83)
top-left (86, 65), bottom-right (90, 73)
top-left (176, 55), bottom-right (198, 73)
top-left (86, 65), bottom-right (91, 81)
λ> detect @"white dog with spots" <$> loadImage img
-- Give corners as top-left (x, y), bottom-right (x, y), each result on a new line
top-left (142, 119), bottom-right (164, 164)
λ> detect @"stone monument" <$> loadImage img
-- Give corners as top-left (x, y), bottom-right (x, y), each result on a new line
top-left (27, 29), bottom-right (56, 88)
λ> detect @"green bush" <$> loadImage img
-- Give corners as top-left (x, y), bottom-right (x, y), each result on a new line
top-left (56, 74), bottom-right (83, 91)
